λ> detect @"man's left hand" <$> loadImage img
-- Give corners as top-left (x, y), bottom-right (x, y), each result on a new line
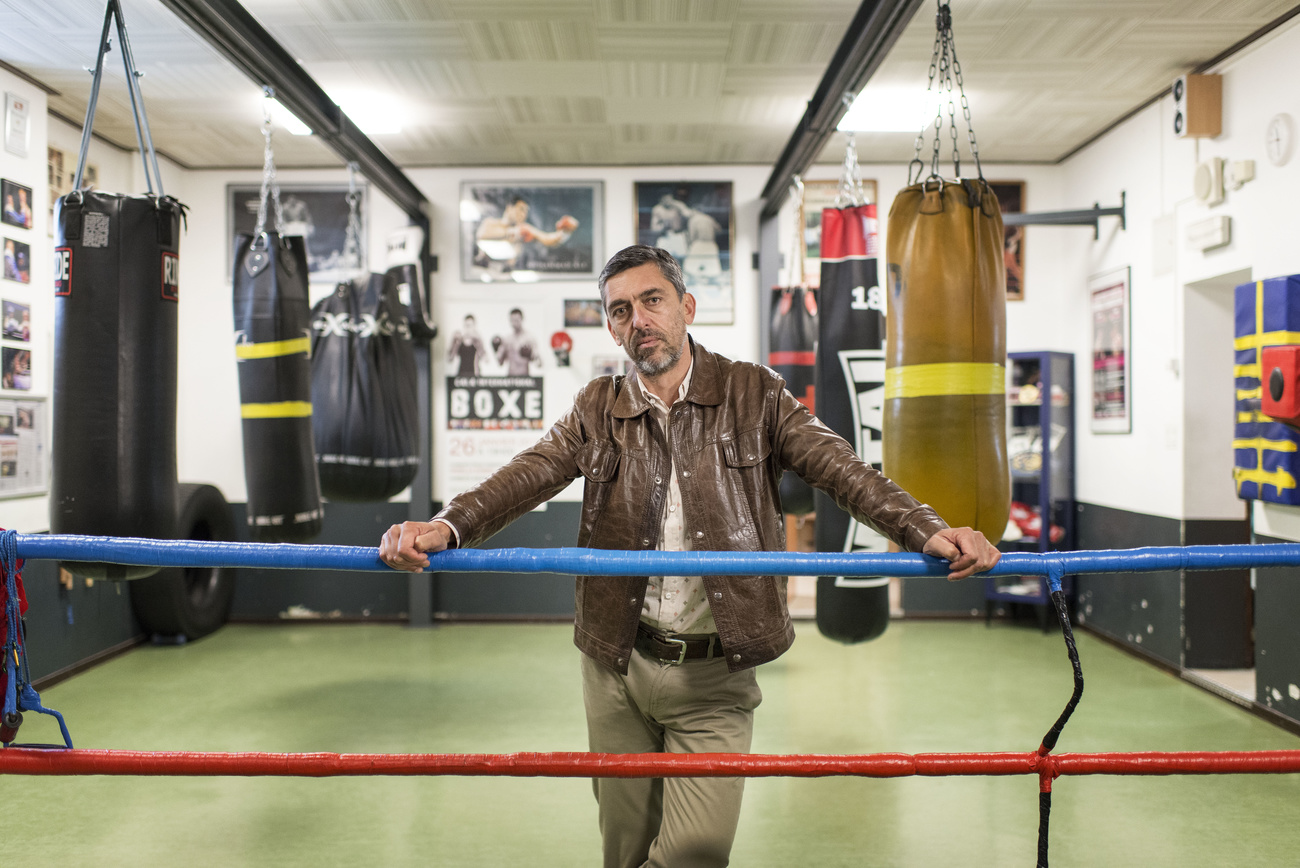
top-left (922, 527), bottom-right (1001, 581)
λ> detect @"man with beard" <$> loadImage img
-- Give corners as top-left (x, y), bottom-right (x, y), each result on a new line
top-left (380, 244), bottom-right (999, 868)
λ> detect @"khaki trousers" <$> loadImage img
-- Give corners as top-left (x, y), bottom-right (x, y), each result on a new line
top-left (581, 649), bottom-right (763, 868)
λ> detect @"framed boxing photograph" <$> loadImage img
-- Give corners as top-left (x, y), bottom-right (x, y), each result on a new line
top-left (3, 239), bottom-right (29, 283)
top-left (634, 181), bottom-right (734, 324)
top-left (1, 179), bottom-right (33, 230)
top-left (2, 300), bottom-right (29, 341)
top-left (228, 183), bottom-right (366, 287)
top-left (564, 299), bottom-right (604, 328)
top-left (990, 180), bottom-right (1026, 301)
top-left (460, 181), bottom-right (602, 284)
top-left (1090, 267), bottom-right (1131, 434)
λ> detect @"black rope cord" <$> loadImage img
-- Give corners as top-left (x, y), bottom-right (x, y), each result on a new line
top-left (1036, 583), bottom-right (1085, 867)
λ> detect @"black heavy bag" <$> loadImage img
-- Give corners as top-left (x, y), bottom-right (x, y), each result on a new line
top-left (769, 286), bottom-right (818, 515)
top-left (814, 203), bottom-right (891, 643)
top-left (52, 194), bottom-right (182, 580)
top-left (51, 0), bottom-right (182, 580)
top-left (233, 232), bottom-right (323, 541)
top-left (311, 273), bottom-right (420, 500)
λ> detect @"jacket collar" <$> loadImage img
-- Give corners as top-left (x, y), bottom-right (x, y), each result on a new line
top-left (611, 336), bottom-right (722, 418)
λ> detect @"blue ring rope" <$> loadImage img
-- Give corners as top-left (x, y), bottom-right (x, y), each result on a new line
top-left (14, 535), bottom-right (1300, 593)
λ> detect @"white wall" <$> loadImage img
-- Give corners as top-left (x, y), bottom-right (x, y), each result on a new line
top-left (24, 11), bottom-right (1300, 534)
top-left (0, 71), bottom-right (49, 532)
top-left (1057, 15), bottom-right (1300, 527)
top-left (174, 162), bottom-right (769, 505)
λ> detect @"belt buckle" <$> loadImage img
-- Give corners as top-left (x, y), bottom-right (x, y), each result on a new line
top-left (662, 635), bottom-right (688, 666)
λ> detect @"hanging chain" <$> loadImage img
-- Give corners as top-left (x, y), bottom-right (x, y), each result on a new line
top-left (788, 174), bottom-right (805, 287)
top-left (910, 0), bottom-right (984, 185)
top-left (344, 161), bottom-right (365, 273)
top-left (837, 130), bottom-right (866, 207)
top-left (253, 87), bottom-right (286, 243)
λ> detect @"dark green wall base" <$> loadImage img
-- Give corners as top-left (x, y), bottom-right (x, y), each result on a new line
top-left (433, 502), bottom-right (579, 618)
top-left (20, 555), bottom-right (141, 684)
top-left (229, 500), bottom-right (580, 621)
top-left (1252, 533), bottom-right (1300, 721)
top-left (229, 502), bottom-right (412, 621)
top-left (1075, 502), bottom-right (1252, 670)
top-left (899, 574), bottom-right (986, 616)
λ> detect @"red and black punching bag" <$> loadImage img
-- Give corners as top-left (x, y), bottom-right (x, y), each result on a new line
top-left (52, 191), bottom-right (183, 579)
top-left (233, 232), bottom-right (323, 542)
top-left (814, 202), bottom-right (892, 644)
top-left (769, 286), bottom-right (818, 515)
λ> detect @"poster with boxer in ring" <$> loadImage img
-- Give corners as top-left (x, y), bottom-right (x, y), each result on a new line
top-left (460, 181), bottom-right (601, 283)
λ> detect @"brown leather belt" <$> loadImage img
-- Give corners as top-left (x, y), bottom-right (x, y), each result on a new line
top-left (635, 623), bottom-right (721, 665)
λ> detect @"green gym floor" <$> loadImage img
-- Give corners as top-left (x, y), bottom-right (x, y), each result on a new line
top-left (6, 620), bottom-right (1300, 867)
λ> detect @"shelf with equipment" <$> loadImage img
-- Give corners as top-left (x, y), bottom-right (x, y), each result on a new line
top-left (987, 351), bottom-right (1076, 628)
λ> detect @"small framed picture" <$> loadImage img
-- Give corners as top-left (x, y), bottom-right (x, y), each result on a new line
top-left (3, 239), bottom-right (29, 284)
top-left (1, 179), bottom-right (33, 230)
top-left (1090, 267), bottom-right (1131, 434)
top-left (564, 299), bottom-right (604, 328)
top-left (460, 181), bottom-right (602, 283)
top-left (990, 181), bottom-right (1026, 301)
top-left (2, 300), bottom-right (29, 341)
top-left (634, 181), bottom-right (734, 324)
top-left (2, 346), bottom-right (31, 391)
top-left (592, 355), bottom-right (631, 379)
top-left (5, 92), bottom-right (30, 158)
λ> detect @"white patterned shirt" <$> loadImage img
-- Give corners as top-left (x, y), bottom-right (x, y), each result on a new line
top-left (636, 361), bottom-right (717, 636)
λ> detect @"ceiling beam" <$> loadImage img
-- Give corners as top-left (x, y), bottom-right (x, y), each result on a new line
top-left (760, 0), bottom-right (926, 220)
top-left (155, 0), bottom-right (429, 223)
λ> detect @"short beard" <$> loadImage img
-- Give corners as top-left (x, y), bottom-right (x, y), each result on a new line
top-left (631, 339), bottom-right (682, 377)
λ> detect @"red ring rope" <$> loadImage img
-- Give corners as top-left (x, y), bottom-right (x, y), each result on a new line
top-left (3, 749), bottom-right (1300, 778)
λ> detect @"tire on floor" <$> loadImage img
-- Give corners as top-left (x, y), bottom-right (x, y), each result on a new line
top-left (129, 483), bottom-right (237, 641)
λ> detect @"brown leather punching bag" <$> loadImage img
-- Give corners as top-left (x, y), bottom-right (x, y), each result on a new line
top-left (883, 178), bottom-right (1009, 541)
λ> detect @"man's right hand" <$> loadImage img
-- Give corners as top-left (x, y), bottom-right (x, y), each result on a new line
top-left (379, 520), bottom-right (452, 572)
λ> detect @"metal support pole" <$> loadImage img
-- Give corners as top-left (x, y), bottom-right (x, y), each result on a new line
top-left (157, 0), bottom-right (428, 224)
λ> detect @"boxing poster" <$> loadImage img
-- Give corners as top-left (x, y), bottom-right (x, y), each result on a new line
top-left (814, 203), bottom-right (891, 643)
top-left (460, 182), bottom-right (601, 283)
top-left (442, 300), bottom-right (553, 495)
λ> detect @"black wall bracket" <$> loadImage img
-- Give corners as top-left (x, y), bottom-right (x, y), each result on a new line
top-left (1002, 191), bottom-right (1127, 241)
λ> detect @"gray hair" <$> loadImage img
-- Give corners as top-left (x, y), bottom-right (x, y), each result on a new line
top-left (597, 245), bottom-right (687, 305)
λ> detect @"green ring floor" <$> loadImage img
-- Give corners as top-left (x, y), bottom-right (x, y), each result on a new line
top-left (6, 620), bottom-right (1299, 866)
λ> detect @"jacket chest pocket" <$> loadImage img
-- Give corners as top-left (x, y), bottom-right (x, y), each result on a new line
top-left (721, 428), bottom-right (770, 470)
top-left (576, 440), bottom-right (620, 543)
top-left (718, 428), bottom-right (771, 548)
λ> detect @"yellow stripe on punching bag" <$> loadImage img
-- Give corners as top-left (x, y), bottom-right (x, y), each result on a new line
top-left (884, 179), bottom-right (1010, 542)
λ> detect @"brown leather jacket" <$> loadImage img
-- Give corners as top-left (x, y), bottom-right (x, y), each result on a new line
top-left (436, 340), bottom-right (948, 673)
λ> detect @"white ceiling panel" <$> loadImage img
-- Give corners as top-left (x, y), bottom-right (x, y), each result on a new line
top-left (0, 0), bottom-right (1294, 172)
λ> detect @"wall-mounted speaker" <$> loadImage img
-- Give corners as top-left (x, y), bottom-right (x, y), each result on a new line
top-left (1173, 73), bottom-right (1222, 138)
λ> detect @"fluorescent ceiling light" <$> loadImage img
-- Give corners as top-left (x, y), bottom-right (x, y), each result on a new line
top-left (335, 92), bottom-right (404, 136)
top-left (266, 97), bottom-right (312, 135)
top-left (265, 92), bottom-right (406, 136)
top-left (837, 87), bottom-right (968, 133)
